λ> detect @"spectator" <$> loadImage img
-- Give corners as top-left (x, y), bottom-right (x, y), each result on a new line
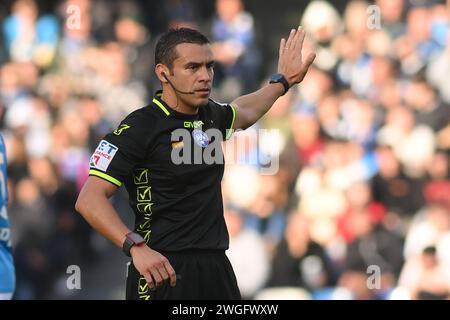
top-left (267, 212), bottom-right (336, 292)
top-left (211, 0), bottom-right (260, 97)
top-left (403, 203), bottom-right (450, 263)
top-left (225, 206), bottom-right (269, 299)
top-left (404, 75), bottom-right (450, 132)
top-left (423, 151), bottom-right (450, 211)
top-left (371, 146), bottom-right (426, 217)
top-left (0, 0), bottom-right (449, 300)
top-left (2, 0), bottom-right (59, 68)
top-left (399, 246), bottom-right (450, 299)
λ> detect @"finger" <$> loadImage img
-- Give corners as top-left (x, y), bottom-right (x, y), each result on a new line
top-left (143, 272), bottom-right (155, 291)
top-left (294, 27), bottom-right (306, 52)
top-left (150, 267), bottom-right (163, 287)
top-left (285, 28), bottom-right (296, 50)
top-left (279, 38), bottom-right (286, 57)
top-left (164, 260), bottom-right (177, 287)
top-left (158, 265), bottom-right (169, 282)
top-left (291, 26), bottom-right (301, 51)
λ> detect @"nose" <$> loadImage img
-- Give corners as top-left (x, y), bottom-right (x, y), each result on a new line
top-left (198, 66), bottom-right (213, 83)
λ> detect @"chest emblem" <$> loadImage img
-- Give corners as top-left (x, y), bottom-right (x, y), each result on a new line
top-left (192, 129), bottom-right (209, 148)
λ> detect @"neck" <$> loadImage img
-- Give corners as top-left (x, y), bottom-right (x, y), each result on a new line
top-left (161, 87), bottom-right (199, 115)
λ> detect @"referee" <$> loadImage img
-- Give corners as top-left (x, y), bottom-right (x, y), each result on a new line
top-left (76, 27), bottom-right (315, 300)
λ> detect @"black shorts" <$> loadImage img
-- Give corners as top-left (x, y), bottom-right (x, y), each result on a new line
top-left (125, 249), bottom-right (241, 300)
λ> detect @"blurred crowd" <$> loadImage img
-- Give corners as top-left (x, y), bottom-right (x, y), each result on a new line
top-left (0, 0), bottom-right (449, 300)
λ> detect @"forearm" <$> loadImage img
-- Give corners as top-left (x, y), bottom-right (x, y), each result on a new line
top-left (231, 27), bottom-right (315, 131)
top-left (231, 83), bottom-right (285, 129)
top-left (76, 189), bottom-right (130, 249)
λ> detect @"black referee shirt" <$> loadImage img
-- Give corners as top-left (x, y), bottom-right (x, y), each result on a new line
top-left (89, 91), bottom-right (236, 252)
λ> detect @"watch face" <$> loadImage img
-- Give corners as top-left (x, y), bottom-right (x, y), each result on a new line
top-left (269, 73), bottom-right (289, 95)
top-left (128, 232), bottom-right (145, 245)
top-left (270, 74), bottom-right (283, 82)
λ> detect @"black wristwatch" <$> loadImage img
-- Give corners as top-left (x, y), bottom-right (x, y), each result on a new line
top-left (122, 232), bottom-right (145, 257)
top-left (269, 73), bottom-right (290, 95)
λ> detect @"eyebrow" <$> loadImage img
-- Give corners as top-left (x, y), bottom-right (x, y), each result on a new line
top-left (184, 60), bottom-right (216, 68)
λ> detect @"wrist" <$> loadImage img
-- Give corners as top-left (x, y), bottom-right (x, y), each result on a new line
top-left (271, 82), bottom-right (286, 96)
top-left (122, 232), bottom-right (146, 257)
top-left (269, 73), bottom-right (290, 95)
top-left (129, 242), bottom-right (145, 256)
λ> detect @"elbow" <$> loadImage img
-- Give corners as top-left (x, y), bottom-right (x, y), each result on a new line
top-left (74, 195), bottom-right (84, 215)
top-left (238, 118), bottom-right (256, 131)
top-left (233, 115), bottom-right (255, 131)
top-left (75, 191), bottom-right (89, 216)
top-left (234, 107), bottom-right (258, 131)
top-left (240, 121), bottom-right (254, 131)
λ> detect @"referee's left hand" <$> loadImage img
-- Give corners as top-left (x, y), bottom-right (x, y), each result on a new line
top-left (131, 244), bottom-right (177, 290)
top-left (277, 26), bottom-right (316, 88)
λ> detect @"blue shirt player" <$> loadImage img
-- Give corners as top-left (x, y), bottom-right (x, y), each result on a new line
top-left (0, 134), bottom-right (15, 300)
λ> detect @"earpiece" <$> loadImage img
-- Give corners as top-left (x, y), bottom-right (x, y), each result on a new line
top-left (162, 72), bottom-right (195, 95)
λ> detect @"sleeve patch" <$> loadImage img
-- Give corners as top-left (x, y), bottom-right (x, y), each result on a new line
top-left (89, 140), bottom-right (119, 171)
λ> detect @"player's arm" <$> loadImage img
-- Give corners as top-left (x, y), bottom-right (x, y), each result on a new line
top-left (75, 176), bottom-right (128, 248)
top-left (75, 176), bottom-right (177, 289)
top-left (231, 27), bottom-right (316, 130)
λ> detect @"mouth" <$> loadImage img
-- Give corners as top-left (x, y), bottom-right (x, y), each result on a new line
top-left (196, 88), bottom-right (211, 94)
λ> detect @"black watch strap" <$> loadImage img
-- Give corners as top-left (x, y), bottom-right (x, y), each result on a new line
top-left (122, 232), bottom-right (145, 257)
top-left (269, 73), bottom-right (290, 95)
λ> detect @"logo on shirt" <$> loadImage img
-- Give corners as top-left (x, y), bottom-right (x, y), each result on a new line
top-left (90, 140), bottom-right (118, 171)
top-left (113, 124), bottom-right (130, 136)
top-left (183, 121), bottom-right (204, 129)
top-left (192, 129), bottom-right (209, 148)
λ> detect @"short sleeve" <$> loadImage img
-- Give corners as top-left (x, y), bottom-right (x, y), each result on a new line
top-left (89, 114), bottom-right (150, 187)
top-left (209, 99), bottom-right (236, 140)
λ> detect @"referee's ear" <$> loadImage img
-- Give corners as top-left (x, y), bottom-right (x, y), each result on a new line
top-left (155, 64), bottom-right (169, 83)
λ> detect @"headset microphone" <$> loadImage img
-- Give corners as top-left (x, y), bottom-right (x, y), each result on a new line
top-left (163, 73), bottom-right (195, 95)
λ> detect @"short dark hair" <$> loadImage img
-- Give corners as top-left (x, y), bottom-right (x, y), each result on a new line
top-left (155, 28), bottom-right (210, 70)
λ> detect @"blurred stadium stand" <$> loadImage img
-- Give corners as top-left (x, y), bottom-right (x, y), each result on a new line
top-left (1, 0), bottom-right (449, 299)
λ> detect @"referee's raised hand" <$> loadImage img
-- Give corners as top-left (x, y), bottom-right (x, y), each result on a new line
top-left (277, 26), bottom-right (316, 89)
top-left (130, 245), bottom-right (177, 290)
